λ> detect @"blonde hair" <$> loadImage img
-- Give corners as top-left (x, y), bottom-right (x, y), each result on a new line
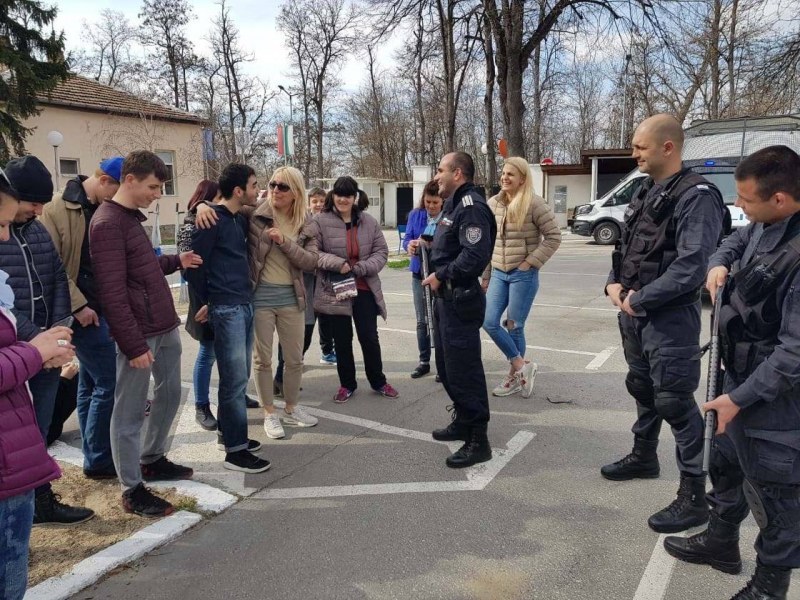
top-left (499, 157), bottom-right (534, 226)
top-left (269, 166), bottom-right (307, 234)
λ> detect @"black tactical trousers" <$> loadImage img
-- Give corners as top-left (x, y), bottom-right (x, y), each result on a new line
top-left (433, 296), bottom-right (490, 426)
top-left (618, 306), bottom-right (704, 476)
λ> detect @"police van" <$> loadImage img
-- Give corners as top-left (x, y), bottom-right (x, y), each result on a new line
top-left (570, 160), bottom-right (746, 245)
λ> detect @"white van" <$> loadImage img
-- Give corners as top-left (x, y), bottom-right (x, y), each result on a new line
top-left (570, 161), bottom-right (746, 245)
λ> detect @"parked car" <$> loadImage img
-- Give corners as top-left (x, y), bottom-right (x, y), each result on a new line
top-left (570, 160), bottom-right (746, 245)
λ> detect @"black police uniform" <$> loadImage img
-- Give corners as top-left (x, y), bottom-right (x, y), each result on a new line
top-left (429, 182), bottom-right (495, 457)
top-left (603, 168), bottom-right (726, 532)
top-left (696, 213), bottom-right (800, 595)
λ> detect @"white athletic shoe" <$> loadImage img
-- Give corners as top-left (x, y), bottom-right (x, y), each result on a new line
top-left (519, 362), bottom-right (538, 398)
top-left (492, 374), bottom-right (521, 397)
top-left (263, 413), bottom-right (286, 439)
top-left (281, 405), bottom-right (318, 428)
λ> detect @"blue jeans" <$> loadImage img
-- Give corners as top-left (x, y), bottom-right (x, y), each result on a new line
top-left (193, 339), bottom-right (215, 408)
top-left (0, 490), bottom-right (34, 600)
top-left (28, 367), bottom-right (61, 496)
top-left (483, 267), bottom-right (540, 362)
top-left (73, 317), bottom-right (116, 471)
top-left (210, 304), bottom-right (253, 452)
top-left (411, 276), bottom-right (431, 363)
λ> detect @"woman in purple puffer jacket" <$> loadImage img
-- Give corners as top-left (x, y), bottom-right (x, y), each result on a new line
top-left (0, 175), bottom-right (74, 600)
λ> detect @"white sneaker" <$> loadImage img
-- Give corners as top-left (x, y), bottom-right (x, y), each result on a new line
top-left (519, 362), bottom-right (538, 398)
top-left (282, 405), bottom-right (318, 428)
top-left (492, 374), bottom-right (521, 397)
top-left (263, 413), bottom-right (286, 439)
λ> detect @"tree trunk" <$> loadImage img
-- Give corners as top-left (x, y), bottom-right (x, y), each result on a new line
top-left (709, 0), bottom-right (722, 119)
top-left (530, 42), bottom-right (541, 162)
top-left (727, 0), bottom-right (740, 116)
top-left (483, 13), bottom-right (496, 191)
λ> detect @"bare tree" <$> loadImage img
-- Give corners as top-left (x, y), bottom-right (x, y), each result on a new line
top-left (277, 0), bottom-right (359, 179)
top-left (72, 10), bottom-right (139, 88)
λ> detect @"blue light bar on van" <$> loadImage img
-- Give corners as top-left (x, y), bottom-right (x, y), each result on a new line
top-left (704, 160), bottom-right (716, 166)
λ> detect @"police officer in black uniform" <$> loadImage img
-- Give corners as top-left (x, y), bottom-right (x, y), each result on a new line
top-left (421, 152), bottom-right (496, 468)
top-left (602, 114), bottom-right (726, 533)
top-left (664, 146), bottom-right (800, 600)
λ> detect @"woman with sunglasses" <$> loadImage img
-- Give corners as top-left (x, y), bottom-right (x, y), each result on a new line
top-left (195, 168), bottom-right (319, 439)
top-left (481, 157), bottom-right (561, 399)
top-left (314, 176), bottom-right (398, 403)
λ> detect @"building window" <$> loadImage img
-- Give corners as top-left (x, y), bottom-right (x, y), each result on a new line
top-left (553, 185), bottom-right (568, 214)
top-left (59, 158), bottom-right (79, 177)
top-left (156, 151), bottom-right (176, 196)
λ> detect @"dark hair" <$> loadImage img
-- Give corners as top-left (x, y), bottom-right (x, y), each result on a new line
top-left (735, 145), bottom-right (800, 202)
top-left (308, 186), bottom-right (326, 198)
top-left (450, 152), bottom-right (475, 181)
top-left (219, 163), bottom-right (256, 199)
top-left (121, 150), bottom-right (169, 182)
top-left (357, 190), bottom-right (369, 210)
top-left (323, 176), bottom-right (361, 214)
top-left (188, 179), bottom-right (219, 211)
top-left (418, 180), bottom-right (440, 208)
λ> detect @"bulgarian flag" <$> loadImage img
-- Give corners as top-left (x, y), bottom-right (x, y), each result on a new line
top-left (277, 123), bottom-right (294, 157)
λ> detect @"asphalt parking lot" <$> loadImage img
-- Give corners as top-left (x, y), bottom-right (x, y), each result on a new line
top-left (68, 233), bottom-right (799, 600)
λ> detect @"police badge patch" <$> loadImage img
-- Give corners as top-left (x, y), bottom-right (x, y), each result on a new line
top-left (465, 226), bottom-right (482, 244)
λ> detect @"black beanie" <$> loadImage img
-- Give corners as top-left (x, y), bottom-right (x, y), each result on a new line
top-left (4, 156), bottom-right (54, 203)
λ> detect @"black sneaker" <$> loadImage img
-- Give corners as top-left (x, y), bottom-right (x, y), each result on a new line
top-left (141, 456), bottom-right (194, 481)
top-left (33, 490), bottom-right (95, 526)
top-left (223, 449), bottom-right (271, 473)
top-left (216, 435), bottom-right (263, 452)
top-left (411, 363), bottom-right (431, 379)
top-left (195, 405), bottom-right (218, 431)
top-left (122, 483), bottom-right (175, 518)
top-left (245, 395), bottom-right (260, 409)
top-left (83, 464), bottom-right (118, 480)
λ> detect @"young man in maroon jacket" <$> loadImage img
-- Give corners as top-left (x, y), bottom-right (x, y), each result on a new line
top-left (90, 150), bottom-right (202, 517)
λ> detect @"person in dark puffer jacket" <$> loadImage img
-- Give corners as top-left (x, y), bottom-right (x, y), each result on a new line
top-left (90, 150), bottom-right (202, 518)
top-left (0, 155), bottom-right (95, 527)
top-left (0, 166), bottom-right (77, 600)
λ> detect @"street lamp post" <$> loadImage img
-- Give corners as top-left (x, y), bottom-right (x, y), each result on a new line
top-left (46, 130), bottom-right (64, 191)
top-left (278, 85), bottom-right (296, 165)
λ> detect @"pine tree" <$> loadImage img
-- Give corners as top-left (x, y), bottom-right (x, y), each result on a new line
top-left (0, 0), bottom-right (69, 160)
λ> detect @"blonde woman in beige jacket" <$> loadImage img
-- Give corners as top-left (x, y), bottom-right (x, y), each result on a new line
top-left (481, 157), bottom-right (561, 398)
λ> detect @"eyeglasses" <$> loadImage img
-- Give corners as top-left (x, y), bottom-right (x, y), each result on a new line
top-left (268, 181), bottom-right (291, 192)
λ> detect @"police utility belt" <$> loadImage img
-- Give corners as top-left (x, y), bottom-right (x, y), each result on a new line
top-left (436, 280), bottom-right (483, 322)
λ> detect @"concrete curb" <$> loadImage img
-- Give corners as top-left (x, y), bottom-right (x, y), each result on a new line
top-left (48, 441), bottom-right (238, 513)
top-left (24, 511), bottom-right (201, 600)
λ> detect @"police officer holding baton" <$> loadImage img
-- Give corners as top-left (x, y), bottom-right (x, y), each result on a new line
top-left (664, 146), bottom-right (800, 600)
top-left (422, 152), bottom-right (496, 468)
top-left (601, 114), bottom-right (727, 534)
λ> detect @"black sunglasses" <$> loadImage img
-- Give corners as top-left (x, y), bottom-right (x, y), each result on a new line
top-left (268, 181), bottom-right (291, 192)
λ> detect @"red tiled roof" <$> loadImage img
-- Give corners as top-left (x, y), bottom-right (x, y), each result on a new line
top-left (37, 74), bottom-right (206, 125)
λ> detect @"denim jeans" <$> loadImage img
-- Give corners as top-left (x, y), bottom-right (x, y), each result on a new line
top-left (73, 317), bottom-right (116, 471)
top-left (482, 267), bottom-right (540, 362)
top-left (210, 303), bottom-right (253, 452)
top-left (28, 367), bottom-right (61, 496)
top-left (411, 276), bottom-right (431, 363)
top-left (0, 490), bottom-right (34, 600)
top-left (193, 339), bottom-right (216, 408)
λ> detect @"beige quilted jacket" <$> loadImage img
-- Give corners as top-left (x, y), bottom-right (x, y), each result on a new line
top-left (482, 193), bottom-right (562, 279)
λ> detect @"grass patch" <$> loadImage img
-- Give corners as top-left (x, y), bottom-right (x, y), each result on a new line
top-left (388, 257), bottom-right (410, 269)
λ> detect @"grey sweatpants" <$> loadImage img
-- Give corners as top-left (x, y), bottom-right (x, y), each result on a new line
top-left (110, 328), bottom-right (182, 490)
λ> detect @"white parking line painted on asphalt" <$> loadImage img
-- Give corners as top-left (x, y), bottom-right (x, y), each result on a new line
top-left (378, 327), bottom-right (617, 369)
top-left (24, 511), bottom-right (201, 600)
top-left (633, 533), bottom-right (683, 600)
top-left (252, 430), bottom-right (535, 501)
top-left (585, 346), bottom-right (618, 370)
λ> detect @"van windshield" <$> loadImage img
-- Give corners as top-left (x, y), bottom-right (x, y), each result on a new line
top-left (695, 171), bottom-right (738, 205)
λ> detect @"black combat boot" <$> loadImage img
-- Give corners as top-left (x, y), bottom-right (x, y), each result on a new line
top-left (648, 474), bottom-right (709, 533)
top-left (600, 437), bottom-right (660, 481)
top-left (445, 425), bottom-right (492, 468)
top-left (432, 405), bottom-right (469, 442)
top-left (663, 512), bottom-right (742, 574)
top-left (730, 562), bottom-right (791, 600)
top-left (33, 489), bottom-right (95, 526)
